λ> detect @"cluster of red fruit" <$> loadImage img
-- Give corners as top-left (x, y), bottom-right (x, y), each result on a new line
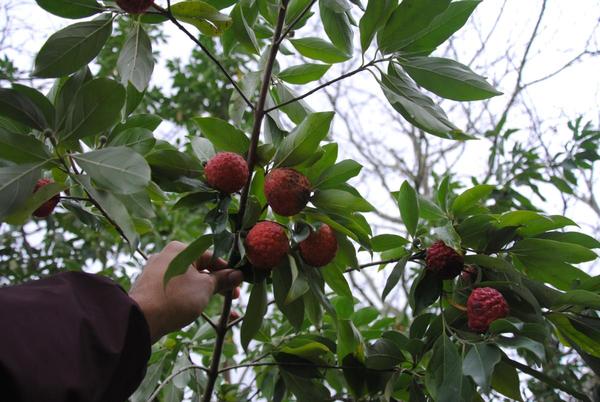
top-left (205, 152), bottom-right (338, 270)
top-left (425, 240), bottom-right (509, 332)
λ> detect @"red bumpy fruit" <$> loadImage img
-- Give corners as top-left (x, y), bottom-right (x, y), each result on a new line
top-left (245, 221), bottom-right (289, 269)
top-left (116, 0), bottom-right (154, 14)
top-left (299, 224), bottom-right (338, 267)
top-left (32, 178), bottom-right (60, 218)
top-left (264, 168), bottom-right (311, 216)
top-left (467, 287), bottom-right (509, 332)
top-left (204, 152), bottom-right (249, 194)
top-left (425, 240), bottom-right (464, 280)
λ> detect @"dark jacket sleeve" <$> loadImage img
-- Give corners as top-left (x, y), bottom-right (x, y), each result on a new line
top-left (0, 271), bottom-right (151, 402)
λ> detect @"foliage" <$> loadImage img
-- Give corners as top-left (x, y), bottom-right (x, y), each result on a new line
top-left (1, 0), bottom-right (599, 401)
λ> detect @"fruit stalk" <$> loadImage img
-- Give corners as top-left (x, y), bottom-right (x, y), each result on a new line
top-left (201, 2), bottom-right (289, 401)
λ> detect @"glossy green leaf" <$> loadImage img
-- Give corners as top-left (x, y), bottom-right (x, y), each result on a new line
top-left (403, 0), bottom-right (481, 54)
top-left (319, 1), bottom-right (353, 55)
top-left (34, 15), bottom-right (113, 78)
top-left (536, 231), bottom-right (600, 249)
top-left (426, 333), bottom-right (462, 402)
top-left (290, 38), bottom-right (351, 63)
top-left (11, 84), bottom-right (56, 129)
top-left (359, 0), bottom-right (396, 52)
top-left (62, 78), bottom-right (126, 143)
top-left (380, 66), bottom-right (468, 140)
top-left (378, 0), bottom-right (450, 54)
top-left (462, 343), bottom-right (500, 393)
top-left (511, 238), bottom-right (596, 264)
top-left (314, 159), bottom-right (362, 189)
top-left (0, 88), bottom-right (49, 131)
top-left (451, 184), bottom-right (494, 216)
top-left (410, 269), bottom-right (442, 315)
top-left (491, 360), bottom-right (522, 401)
top-left (107, 127), bottom-right (156, 155)
top-left (4, 181), bottom-right (67, 225)
top-left (117, 24), bottom-right (154, 92)
top-left (401, 57), bottom-right (502, 101)
top-left (312, 189), bottom-right (374, 213)
top-left (274, 112), bottom-right (334, 167)
top-left (241, 279), bottom-right (268, 351)
top-left (0, 129), bottom-right (51, 164)
top-left (381, 257), bottom-right (408, 301)
top-left (170, 0), bottom-right (232, 36)
top-left (398, 180), bottom-right (419, 236)
top-left (278, 63), bottom-right (332, 85)
top-left (192, 116), bottom-right (250, 155)
top-left (0, 163), bottom-right (44, 220)
top-left (79, 175), bottom-right (138, 250)
top-left (35, 0), bottom-right (102, 19)
top-left (73, 147), bottom-right (151, 194)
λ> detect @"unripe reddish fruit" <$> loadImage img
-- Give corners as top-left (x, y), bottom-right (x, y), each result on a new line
top-left (116, 0), bottom-right (153, 14)
top-left (425, 240), bottom-right (464, 280)
top-left (467, 287), bottom-right (509, 333)
top-left (264, 168), bottom-right (311, 216)
top-left (205, 152), bottom-right (249, 194)
top-left (32, 178), bottom-right (60, 218)
top-left (228, 310), bottom-right (241, 323)
top-left (245, 221), bottom-right (289, 269)
top-left (299, 224), bottom-right (338, 267)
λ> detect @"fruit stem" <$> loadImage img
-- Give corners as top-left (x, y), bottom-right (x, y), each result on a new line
top-left (201, 2), bottom-right (290, 401)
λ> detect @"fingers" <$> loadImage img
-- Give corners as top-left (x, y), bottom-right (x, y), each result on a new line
top-left (210, 269), bottom-right (244, 295)
top-left (195, 251), bottom-right (229, 272)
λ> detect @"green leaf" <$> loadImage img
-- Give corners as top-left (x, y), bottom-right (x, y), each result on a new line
top-left (321, 263), bottom-right (353, 298)
top-left (425, 333), bottom-right (462, 402)
top-left (191, 137), bottom-right (216, 162)
top-left (62, 78), bottom-right (126, 143)
top-left (278, 64), bottom-right (332, 85)
top-left (79, 175), bottom-right (138, 250)
top-left (192, 116), bottom-right (250, 155)
top-left (378, 0), bottom-right (450, 54)
top-left (402, 0), bottom-right (481, 54)
top-left (511, 238), bottom-right (597, 264)
top-left (400, 57), bottom-right (502, 101)
top-left (0, 163), bottom-right (43, 220)
top-left (381, 257), bottom-right (408, 301)
top-left (366, 338), bottom-right (404, 370)
top-left (496, 336), bottom-right (546, 362)
top-left (371, 234), bottom-right (409, 251)
top-left (380, 66), bottom-right (468, 140)
top-left (553, 289), bottom-right (600, 310)
top-left (290, 38), bottom-right (351, 63)
top-left (35, 0), bottom-right (102, 19)
top-left (241, 279), bottom-right (268, 351)
top-left (12, 84), bottom-right (56, 129)
top-left (34, 15), bottom-right (113, 78)
top-left (491, 360), bottom-right (522, 401)
top-left (0, 129), bottom-right (51, 164)
top-left (0, 88), bottom-right (49, 131)
top-left (228, 1), bottom-right (259, 53)
top-left (319, 1), bottom-right (354, 56)
top-left (4, 181), bottom-right (67, 225)
top-left (451, 184), bottom-right (494, 216)
top-left (410, 269), bottom-right (442, 315)
top-left (312, 189), bottom-right (374, 213)
top-left (314, 159), bottom-right (362, 189)
top-left (113, 113), bottom-right (162, 136)
top-left (163, 235), bottom-right (213, 286)
top-left (274, 112), bottom-right (334, 167)
top-left (462, 344), bottom-right (500, 393)
top-left (285, 258), bottom-right (310, 304)
top-left (397, 180), bottom-right (419, 236)
top-left (72, 147), bottom-right (151, 194)
top-left (536, 231), bottom-right (600, 249)
top-left (275, 83), bottom-right (315, 125)
top-left (549, 313), bottom-right (600, 358)
top-left (117, 24), bottom-right (154, 92)
top-left (273, 258), bottom-right (306, 329)
top-left (170, 0), bottom-right (232, 36)
top-left (107, 127), bottom-right (156, 155)
top-left (359, 0), bottom-right (396, 52)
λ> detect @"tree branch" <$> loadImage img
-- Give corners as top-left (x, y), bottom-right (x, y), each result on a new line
top-left (219, 361), bottom-right (399, 374)
top-left (147, 364), bottom-right (210, 402)
top-left (201, 2), bottom-right (290, 401)
top-left (276, 0), bottom-right (317, 45)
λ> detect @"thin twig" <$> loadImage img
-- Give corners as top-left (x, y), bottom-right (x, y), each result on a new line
top-left (227, 314), bottom-right (245, 329)
top-left (276, 0), bottom-right (317, 45)
top-left (160, 1), bottom-right (254, 110)
top-left (146, 364), bottom-right (210, 402)
top-left (201, 312), bottom-right (218, 330)
top-left (264, 57), bottom-right (391, 113)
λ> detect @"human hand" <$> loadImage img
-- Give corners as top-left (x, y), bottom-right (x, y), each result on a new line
top-left (129, 241), bottom-right (243, 343)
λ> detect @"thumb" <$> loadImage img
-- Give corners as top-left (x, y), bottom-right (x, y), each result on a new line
top-left (211, 269), bottom-right (243, 294)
